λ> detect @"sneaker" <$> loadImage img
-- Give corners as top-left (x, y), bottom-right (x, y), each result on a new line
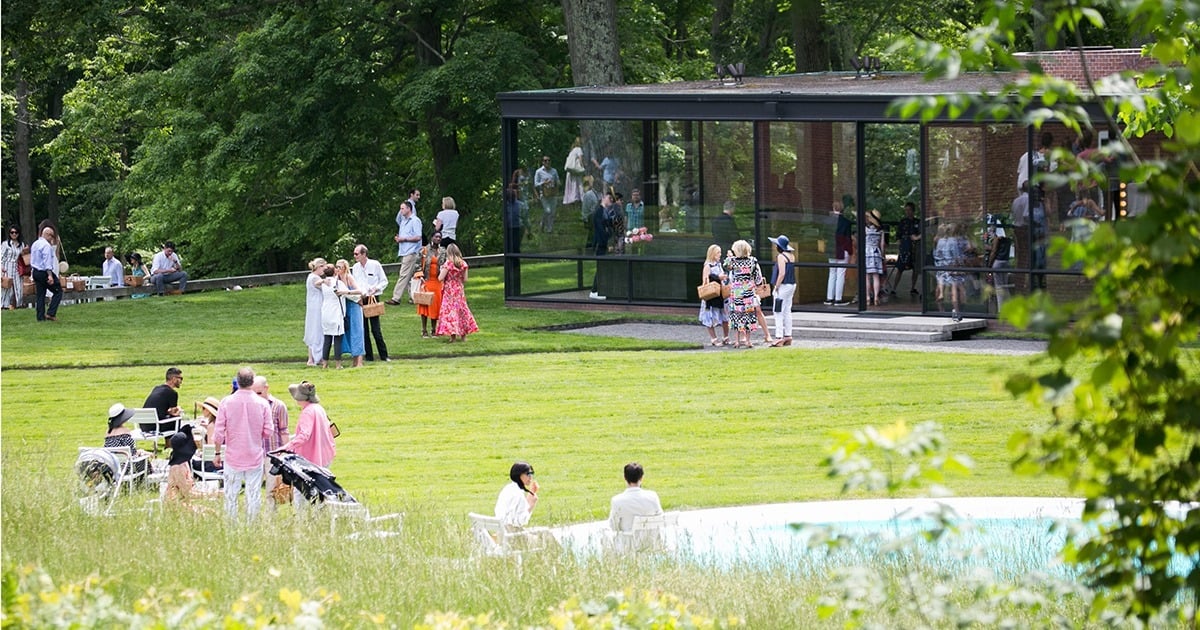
top-left (823, 300), bottom-right (834, 306)
top-left (836, 300), bottom-right (853, 306)
top-left (952, 310), bottom-right (962, 322)
top-left (588, 292), bottom-right (606, 300)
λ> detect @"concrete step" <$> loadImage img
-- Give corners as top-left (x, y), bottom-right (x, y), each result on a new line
top-left (769, 313), bottom-right (987, 343)
top-left (791, 326), bottom-right (950, 343)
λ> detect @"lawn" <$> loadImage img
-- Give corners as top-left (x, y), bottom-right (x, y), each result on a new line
top-left (0, 265), bottom-right (1074, 627)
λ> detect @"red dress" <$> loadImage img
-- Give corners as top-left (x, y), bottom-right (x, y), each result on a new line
top-left (434, 261), bottom-right (479, 338)
top-left (417, 252), bottom-right (443, 319)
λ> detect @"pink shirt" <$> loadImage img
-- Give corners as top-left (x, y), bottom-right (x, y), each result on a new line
top-left (213, 389), bottom-right (272, 471)
top-left (289, 403), bottom-right (336, 468)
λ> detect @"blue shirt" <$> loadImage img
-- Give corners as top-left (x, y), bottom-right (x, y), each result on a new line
top-left (30, 237), bottom-right (57, 273)
top-left (397, 215), bottom-right (422, 257)
top-left (626, 201), bottom-right (644, 230)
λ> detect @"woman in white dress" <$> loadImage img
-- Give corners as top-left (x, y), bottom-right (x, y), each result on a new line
top-left (562, 136), bottom-right (585, 205)
top-left (303, 258), bottom-right (327, 366)
top-left (319, 264), bottom-right (347, 369)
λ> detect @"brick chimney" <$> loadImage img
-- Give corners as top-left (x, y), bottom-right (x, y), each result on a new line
top-left (1014, 47), bottom-right (1153, 84)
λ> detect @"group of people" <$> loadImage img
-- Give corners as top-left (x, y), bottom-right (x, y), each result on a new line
top-left (104, 366), bottom-right (337, 521)
top-left (302, 198), bottom-right (478, 365)
top-left (698, 237), bottom-right (796, 348)
top-left (495, 460), bottom-right (664, 546)
top-left (1, 222), bottom-right (186, 322)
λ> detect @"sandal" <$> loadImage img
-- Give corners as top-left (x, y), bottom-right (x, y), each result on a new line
top-left (710, 338), bottom-right (723, 347)
top-left (769, 338), bottom-right (786, 347)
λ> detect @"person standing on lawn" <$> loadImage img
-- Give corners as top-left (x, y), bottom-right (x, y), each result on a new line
top-left (434, 243), bottom-right (478, 342)
top-left (213, 367), bottom-right (272, 522)
top-left (387, 199), bottom-right (422, 306)
top-left (351, 244), bottom-right (390, 362)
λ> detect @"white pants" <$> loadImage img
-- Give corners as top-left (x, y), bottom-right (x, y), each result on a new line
top-left (774, 283), bottom-right (796, 338)
top-left (224, 465), bottom-right (264, 522)
top-left (826, 256), bottom-right (848, 301)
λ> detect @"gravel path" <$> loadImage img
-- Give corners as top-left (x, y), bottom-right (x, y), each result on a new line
top-left (560, 322), bottom-right (1047, 356)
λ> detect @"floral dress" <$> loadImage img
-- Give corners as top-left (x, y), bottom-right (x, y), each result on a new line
top-left (723, 255), bottom-right (761, 332)
top-left (435, 260), bottom-right (479, 338)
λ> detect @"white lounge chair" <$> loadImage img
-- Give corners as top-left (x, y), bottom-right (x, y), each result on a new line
top-left (612, 511), bottom-right (680, 554)
top-left (325, 500), bottom-right (403, 539)
top-left (468, 512), bottom-right (553, 558)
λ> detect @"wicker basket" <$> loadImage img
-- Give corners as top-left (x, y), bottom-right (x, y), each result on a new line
top-left (125, 275), bottom-right (144, 287)
top-left (412, 291), bottom-right (435, 305)
top-left (361, 296), bottom-right (385, 318)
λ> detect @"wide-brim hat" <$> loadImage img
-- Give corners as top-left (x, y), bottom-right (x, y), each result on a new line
top-left (107, 403), bottom-right (134, 429)
top-left (199, 396), bottom-right (220, 418)
top-left (289, 381), bottom-right (319, 404)
top-left (167, 424), bottom-right (197, 466)
top-left (768, 235), bottom-right (794, 252)
top-left (867, 209), bottom-right (882, 227)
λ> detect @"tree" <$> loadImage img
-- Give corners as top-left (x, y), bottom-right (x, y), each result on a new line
top-left (894, 0), bottom-right (1199, 624)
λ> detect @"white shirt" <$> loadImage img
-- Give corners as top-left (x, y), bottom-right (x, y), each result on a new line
top-left (151, 250), bottom-right (182, 274)
top-left (608, 486), bottom-right (663, 531)
top-left (351, 258), bottom-right (389, 297)
top-left (1016, 150), bottom-right (1056, 192)
top-left (495, 481), bottom-right (532, 527)
top-left (436, 210), bottom-right (459, 240)
top-left (102, 257), bottom-right (124, 286)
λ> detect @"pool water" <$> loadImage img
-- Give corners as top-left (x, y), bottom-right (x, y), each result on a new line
top-left (555, 497), bottom-right (1087, 576)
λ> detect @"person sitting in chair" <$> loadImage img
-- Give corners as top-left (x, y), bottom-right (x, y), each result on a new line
top-left (104, 403), bottom-right (149, 480)
top-left (143, 367), bottom-right (183, 428)
top-left (608, 462), bottom-right (663, 531)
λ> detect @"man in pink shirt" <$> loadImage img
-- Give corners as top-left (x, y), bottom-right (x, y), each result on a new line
top-left (214, 366), bottom-right (272, 521)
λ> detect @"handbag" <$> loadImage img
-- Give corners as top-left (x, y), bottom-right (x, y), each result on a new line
top-left (755, 283), bottom-right (772, 299)
top-left (697, 281), bottom-right (721, 301)
top-left (361, 295), bottom-right (385, 318)
top-left (329, 421), bottom-right (341, 438)
top-left (413, 290), bottom-right (435, 305)
top-left (1, 275), bottom-right (10, 289)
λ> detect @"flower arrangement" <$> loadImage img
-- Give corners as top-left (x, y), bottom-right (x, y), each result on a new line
top-left (623, 227), bottom-right (654, 254)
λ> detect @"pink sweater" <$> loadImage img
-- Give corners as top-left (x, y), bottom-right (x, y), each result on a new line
top-left (289, 403), bottom-right (336, 468)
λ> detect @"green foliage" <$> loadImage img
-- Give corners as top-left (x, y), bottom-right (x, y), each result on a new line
top-left (891, 0), bottom-right (1200, 625)
top-left (1, 564), bottom-right (339, 629)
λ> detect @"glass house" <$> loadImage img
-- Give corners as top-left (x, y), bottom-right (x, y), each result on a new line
top-left (497, 63), bottom-right (1157, 317)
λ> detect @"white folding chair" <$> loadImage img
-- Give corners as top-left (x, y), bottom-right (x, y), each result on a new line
top-left (192, 443), bottom-right (224, 490)
top-left (130, 408), bottom-right (180, 455)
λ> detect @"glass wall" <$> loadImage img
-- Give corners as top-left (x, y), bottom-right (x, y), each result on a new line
top-left (758, 122), bottom-right (858, 307)
top-left (503, 113), bottom-right (1111, 315)
top-left (507, 119), bottom-right (755, 303)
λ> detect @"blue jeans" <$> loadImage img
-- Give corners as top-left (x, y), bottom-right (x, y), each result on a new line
top-left (153, 270), bottom-right (188, 295)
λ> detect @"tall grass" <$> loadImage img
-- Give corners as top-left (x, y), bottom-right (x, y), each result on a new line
top-left (1, 268), bottom-right (1087, 626)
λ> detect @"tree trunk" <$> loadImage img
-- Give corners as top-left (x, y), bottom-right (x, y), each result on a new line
top-left (412, 12), bottom-right (459, 201)
top-left (711, 0), bottom-right (734, 67)
top-left (46, 83), bottom-right (65, 224)
top-left (561, 0), bottom-right (623, 87)
top-left (14, 73), bottom-right (36, 240)
top-left (791, 0), bottom-right (831, 72)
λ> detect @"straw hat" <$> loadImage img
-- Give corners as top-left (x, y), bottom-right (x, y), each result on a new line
top-left (867, 209), bottom-right (882, 227)
top-left (199, 396), bottom-right (220, 418)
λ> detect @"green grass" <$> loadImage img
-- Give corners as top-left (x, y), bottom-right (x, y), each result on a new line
top-left (1, 265), bottom-right (1080, 627)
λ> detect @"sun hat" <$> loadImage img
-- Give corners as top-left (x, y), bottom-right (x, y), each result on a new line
top-left (867, 209), bottom-right (882, 227)
top-left (59, 261), bottom-right (69, 274)
top-left (107, 403), bottom-right (134, 431)
top-left (199, 396), bottom-right (220, 418)
top-left (768, 235), bottom-right (794, 252)
top-left (288, 381), bottom-right (319, 404)
top-left (167, 424), bottom-right (197, 467)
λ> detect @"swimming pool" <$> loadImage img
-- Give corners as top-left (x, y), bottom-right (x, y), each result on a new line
top-left (554, 497), bottom-right (1087, 576)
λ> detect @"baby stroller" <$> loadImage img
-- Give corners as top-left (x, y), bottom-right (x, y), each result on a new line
top-left (268, 451), bottom-right (355, 505)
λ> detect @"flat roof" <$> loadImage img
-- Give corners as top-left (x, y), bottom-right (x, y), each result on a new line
top-left (498, 71), bottom-right (1105, 122)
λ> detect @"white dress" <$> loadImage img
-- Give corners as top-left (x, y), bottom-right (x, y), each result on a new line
top-left (303, 273), bottom-right (324, 358)
top-left (320, 278), bottom-right (346, 335)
